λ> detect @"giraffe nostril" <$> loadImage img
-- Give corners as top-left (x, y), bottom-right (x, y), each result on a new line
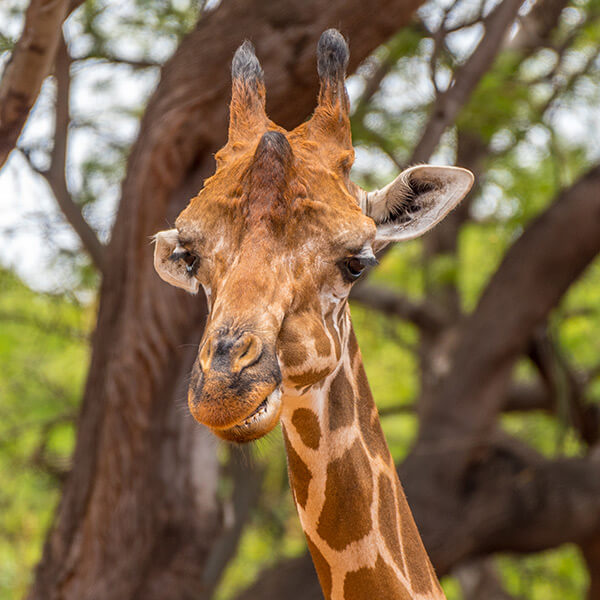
top-left (231, 333), bottom-right (262, 373)
top-left (199, 331), bottom-right (264, 374)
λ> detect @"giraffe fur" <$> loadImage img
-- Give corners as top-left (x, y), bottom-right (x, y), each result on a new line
top-left (153, 29), bottom-right (473, 600)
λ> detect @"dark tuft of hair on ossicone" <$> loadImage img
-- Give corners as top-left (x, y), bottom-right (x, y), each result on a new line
top-left (317, 29), bottom-right (349, 83)
top-left (231, 40), bottom-right (264, 89)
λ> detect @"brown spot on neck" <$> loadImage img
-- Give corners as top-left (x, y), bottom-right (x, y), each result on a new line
top-left (395, 476), bottom-right (441, 596)
top-left (328, 366), bottom-right (355, 431)
top-left (278, 321), bottom-right (308, 367)
top-left (343, 555), bottom-right (411, 600)
top-left (306, 534), bottom-right (332, 599)
top-left (312, 321), bottom-right (332, 357)
top-left (283, 425), bottom-right (312, 510)
top-left (281, 340), bottom-right (308, 367)
top-left (289, 367), bottom-right (331, 389)
top-left (356, 362), bottom-right (391, 462)
top-left (316, 439), bottom-right (373, 550)
top-left (378, 472), bottom-right (406, 576)
top-left (292, 408), bottom-right (321, 450)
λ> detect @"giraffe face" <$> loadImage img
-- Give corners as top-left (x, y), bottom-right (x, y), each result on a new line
top-left (153, 31), bottom-right (473, 443)
top-left (165, 130), bottom-right (377, 442)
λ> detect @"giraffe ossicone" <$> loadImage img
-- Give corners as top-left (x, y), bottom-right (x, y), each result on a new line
top-left (154, 28), bottom-right (473, 600)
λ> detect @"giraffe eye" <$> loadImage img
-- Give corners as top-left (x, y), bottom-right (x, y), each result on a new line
top-left (341, 257), bottom-right (366, 282)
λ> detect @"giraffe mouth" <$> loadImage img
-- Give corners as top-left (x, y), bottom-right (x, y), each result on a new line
top-left (212, 387), bottom-right (283, 443)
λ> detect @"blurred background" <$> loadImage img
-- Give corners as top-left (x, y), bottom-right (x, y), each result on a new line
top-left (1, 0), bottom-right (600, 598)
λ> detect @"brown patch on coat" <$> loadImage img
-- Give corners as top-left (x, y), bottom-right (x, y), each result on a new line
top-left (292, 408), bottom-right (321, 450)
top-left (343, 555), bottom-right (411, 600)
top-left (278, 321), bottom-right (309, 367)
top-left (312, 321), bottom-right (332, 357)
top-left (328, 367), bottom-right (355, 431)
top-left (283, 426), bottom-right (312, 509)
top-left (348, 327), bottom-right (360, 364)
top-left (378, 473), bottom-right (405, 575)
top-left (395, 477), bottom-right (438, 596)
top-left (280, 341), bottom-right (308, 367)
top-left (306, 535), bottom-right (332, 599)
top-left (279, 321), bottom-right (301, 344)
top-left (288, 367), bottom-right (331, 388)
top-left (356, 365), bottom-right (391, 462)
top-left (316, 440), bottom-right (372, 550)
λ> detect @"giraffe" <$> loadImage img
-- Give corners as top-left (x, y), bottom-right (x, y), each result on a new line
top-left (153, 30), bottom-right (473, 600)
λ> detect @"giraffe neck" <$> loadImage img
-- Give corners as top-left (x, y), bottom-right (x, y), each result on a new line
top-left (280, 318), bottom-right (445, 600)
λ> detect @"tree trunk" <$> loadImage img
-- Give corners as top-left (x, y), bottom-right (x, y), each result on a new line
top-left (28, 1), bottom-right (424, 598)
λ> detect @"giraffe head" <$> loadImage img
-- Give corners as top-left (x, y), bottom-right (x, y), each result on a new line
top-left (154, 30), bottom-right (473, 443)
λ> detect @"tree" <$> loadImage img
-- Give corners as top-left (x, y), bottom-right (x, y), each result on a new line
top-left (0, 0), bottom-right (599, 598)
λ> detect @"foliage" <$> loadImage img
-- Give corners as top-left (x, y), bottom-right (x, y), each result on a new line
top-left (0, 270), bottom-right (89, 599)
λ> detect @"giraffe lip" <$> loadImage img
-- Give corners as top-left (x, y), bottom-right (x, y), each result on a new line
top-left (213, 387), bottom-right (283, 442)
top-left (238, 387), bottom-right (281, 426)
top-left (241, 396), bottom-right (271, 423)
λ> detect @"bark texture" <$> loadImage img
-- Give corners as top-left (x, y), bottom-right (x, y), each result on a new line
top-left (0, 0), bottom-right (71, 168)
top-left (29, 1), bottom-right (424, 598)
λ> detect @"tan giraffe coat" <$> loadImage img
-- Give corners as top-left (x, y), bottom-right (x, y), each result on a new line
top-left (153, 29), bottom-right (473, 600)
top-left (281, 323), bottom-right (444, 599)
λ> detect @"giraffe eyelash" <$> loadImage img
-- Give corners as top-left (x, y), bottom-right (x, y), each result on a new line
top-left (336, 246), bottom-right (379, 283)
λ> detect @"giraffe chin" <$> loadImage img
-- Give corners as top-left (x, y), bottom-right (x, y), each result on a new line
top-left (210, 388), bottom-right (283, 443)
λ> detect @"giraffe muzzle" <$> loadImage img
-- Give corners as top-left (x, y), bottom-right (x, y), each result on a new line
top-left (187, 329), bottom-right (283, 441)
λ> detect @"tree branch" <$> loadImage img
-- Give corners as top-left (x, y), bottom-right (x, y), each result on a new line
top-left (455, 559), bottom-right (518, 600)
top-left (0, 0), bottom-right (72, 170)
top-left (581, 536), bottom-right (600, 600)
top-left (20, 37), bottom-right (106, 272)
top-left (527, 327), bottom-right (600, 446)
top-left (401, 433), bottom-right (600, 574)
top-left (233, 553), bottom-right (319, 600)
top-left (410, 0), bottom-right (523, 163)
top-left (418, 162), bottom-right (600, 453)
top-left (72, 53), bottom-right (162, 70)
top-left (502, 381), bottom-right (551, 412)
top-left (509, 0), bottom-right (569, 53)
top-left (350, 283), bottom-right (447, 332)
top-left (353, 52), bottom-right (399, 121)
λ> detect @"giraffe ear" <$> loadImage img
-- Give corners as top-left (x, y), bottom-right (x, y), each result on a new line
top-left (362, 165), bottom-right (474, 249)
top-left (153, 229), bottom-right (200, 294)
